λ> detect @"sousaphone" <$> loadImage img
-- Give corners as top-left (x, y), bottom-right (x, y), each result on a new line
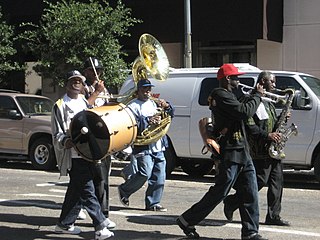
top-left (123, 33), bottom-right (172, 145)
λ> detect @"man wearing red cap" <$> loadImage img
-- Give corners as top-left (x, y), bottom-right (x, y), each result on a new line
top-left (177, 64), bottom-right (268, 240)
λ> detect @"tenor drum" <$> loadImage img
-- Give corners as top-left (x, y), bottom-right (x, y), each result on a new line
top-left (70, 103), bottom-right (137, 162)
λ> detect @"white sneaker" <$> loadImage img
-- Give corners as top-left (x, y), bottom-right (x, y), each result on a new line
top-left (95, 227), bottom-right (114, 240)
top-left (55, 224), bottom-right (81, 234)
top-left (106, 218), bottom-right (116, 229)
top-left (77, 208), bottom-right (87, 220)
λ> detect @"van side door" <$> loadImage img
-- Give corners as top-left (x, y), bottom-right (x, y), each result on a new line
top-left (275, 75), bottom-right (316, 166)
top-left (189, 75), bottom-right (218, 157)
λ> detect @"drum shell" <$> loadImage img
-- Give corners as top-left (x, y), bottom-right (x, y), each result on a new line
top-left (70, 103), bottom-right (137, 161)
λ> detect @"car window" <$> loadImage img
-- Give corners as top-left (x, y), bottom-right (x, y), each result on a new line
top-left (16, 97), bottom-right (53, 115)
top-left (0, 96), bottom-right (18, 118)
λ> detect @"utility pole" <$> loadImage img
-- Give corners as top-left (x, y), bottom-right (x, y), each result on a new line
top-left (184, 0), bottom-right (192, 68)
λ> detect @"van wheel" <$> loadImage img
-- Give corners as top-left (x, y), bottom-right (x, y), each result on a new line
top-left (164, 143), bottom-right (177, 178)
top-left (314, 154), bottom-right (320, 183)
top-left (30, 137), bottom-right (56, 170)
top-left (180, 159), bottom-right (214, 177)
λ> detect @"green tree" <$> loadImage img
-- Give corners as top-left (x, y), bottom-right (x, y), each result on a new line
top-left (0, 7), bottom-right (23, 84)
top-left (19, 0), bottom-right (140, 90)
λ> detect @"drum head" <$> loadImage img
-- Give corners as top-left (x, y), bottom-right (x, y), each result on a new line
top-left (70, 110), bottom-right (110, 161)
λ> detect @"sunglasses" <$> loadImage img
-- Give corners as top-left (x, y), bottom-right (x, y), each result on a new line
top-left (229, 75), bottom-right (239, 80)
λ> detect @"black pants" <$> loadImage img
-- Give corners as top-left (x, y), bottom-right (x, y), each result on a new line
top-left (92, 155), bottom-right (112, 217)
top-left (180, 159), bottom-right (259, 238)
top-left (60, 158), bottom-right (107, 230)
top-left (224, 157), bottom-right (284, 221)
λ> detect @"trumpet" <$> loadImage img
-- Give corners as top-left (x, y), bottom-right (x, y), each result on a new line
top-left (238, 83), bottom-right (289, 103)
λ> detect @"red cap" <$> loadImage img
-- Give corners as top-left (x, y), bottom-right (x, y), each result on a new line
top-left (217, 64), bottom-right (245, 80)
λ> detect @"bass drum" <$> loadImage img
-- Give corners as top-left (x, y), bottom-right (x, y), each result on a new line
top-left (70, 103), bottom-right (137, 162)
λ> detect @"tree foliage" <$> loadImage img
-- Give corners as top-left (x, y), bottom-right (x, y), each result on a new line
top-left (0, 7), bottom-right (23, 83)
top-left (19, 0), bottom-right (140, 89)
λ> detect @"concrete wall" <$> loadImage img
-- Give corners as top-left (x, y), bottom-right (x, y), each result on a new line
top-left (25, 62), bottom-right (42, 94)
top-left (258, 0), bottom-right (320, 78)
top-left (257, 39), bottom-right (283, 70)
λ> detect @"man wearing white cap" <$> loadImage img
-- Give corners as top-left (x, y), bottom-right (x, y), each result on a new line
top-left (51, 70), bottom-right (114, 239)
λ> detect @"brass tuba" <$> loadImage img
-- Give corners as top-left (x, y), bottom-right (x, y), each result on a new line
top-left (126, 33), bottom-right (172, 146)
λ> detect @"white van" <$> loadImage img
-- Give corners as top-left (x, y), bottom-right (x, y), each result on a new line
top-left (120, 64), bottom-right (320, 182)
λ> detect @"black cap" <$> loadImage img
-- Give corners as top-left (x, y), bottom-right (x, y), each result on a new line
top-left (84, 57), bottom-right (103, 69)
top-left (66, 70), bottom-right (85, 82)
top-left (137, 79), bottom-right (155, 88)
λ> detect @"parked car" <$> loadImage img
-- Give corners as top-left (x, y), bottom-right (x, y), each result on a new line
top-left (0, 90), bottom-right (56, 170)
top-left (120, 64), bottom-right (320, 182)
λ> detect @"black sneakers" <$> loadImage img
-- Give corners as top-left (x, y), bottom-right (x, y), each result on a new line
top-left (176, 217), bottom-right (200, 239)
top-left (265, 217), bottom-right (290, 226)
top-left (118, 186), bottom-right (129, 206)
top-left (242, 233), bottom-right (268, 240)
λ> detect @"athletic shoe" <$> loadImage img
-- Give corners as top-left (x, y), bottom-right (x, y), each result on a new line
top-left (77, 208), bottom-right (86, 220)
top-left (176, 217), bottom-right (200, 239)
top-left (55, 224), bottom-right (81, 235)
top-left (106, 218), bottom-right (116, 229)
top-left (118, 185), bottom-right (129, 206)
top-left (95, 227), bottom-right (114, 240)
top-left (146, 204), bottom-right (167, 212)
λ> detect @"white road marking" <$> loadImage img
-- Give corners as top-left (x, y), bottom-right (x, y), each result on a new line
top-left (18, 193), bottom-right (63, 198)
top-left (0, 198), bottom-right (319, 237)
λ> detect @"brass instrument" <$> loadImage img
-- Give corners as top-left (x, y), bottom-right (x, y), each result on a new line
top-left (269, 89), bottom-right (298, 159)
top-left (127, 33), bottom-right (172, 146)
top-left (238, 83), bottom-right (288, 103)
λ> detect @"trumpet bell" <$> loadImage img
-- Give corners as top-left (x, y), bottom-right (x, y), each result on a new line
top-left (138, 33), bottom-right (169, 81)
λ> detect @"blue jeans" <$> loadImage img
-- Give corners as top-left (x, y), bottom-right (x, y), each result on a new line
top-left (119, 151), bottom-right (166, 209)
top-left (121, 154), bottom-right (138, 179)
top-left (180, 159), bottom-right (259, 238)
top-left (59, 158), bottom-right (108, 231)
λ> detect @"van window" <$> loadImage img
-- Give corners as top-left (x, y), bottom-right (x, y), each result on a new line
top-left (199, 78), bottom-right (219, 105)
top-left (275, 76), bottom-right (302, 90)
top-left (199, 77), bottom-right (255, 106)
top-left (275, 76), bottom-right (310, 108)
top-left (300, 75), bottom-right (320, 97)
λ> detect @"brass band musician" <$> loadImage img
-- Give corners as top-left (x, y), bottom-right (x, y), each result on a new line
top-left (223, 71), bottom-right (290, 226)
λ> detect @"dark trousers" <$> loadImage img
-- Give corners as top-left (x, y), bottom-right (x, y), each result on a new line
top-left (224, 157), bottom-right (284, 221)
top-left (93, 155), bottom-right (112, 217)
top-left (59, 158), bottom-right (107, 231)
top-left (180, 160), bottom-right (259, 237)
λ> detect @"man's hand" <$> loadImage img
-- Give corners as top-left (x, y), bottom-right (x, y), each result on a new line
top-left (255, 82), bottom-right (265, 95)
top-left (268, 132), bottom-right (282, 143)
top-left (94, 80), bottom-right (105, 94)
top-left (64, 138), bottom-right (74, 149)
top-left (156, 99), bottom-right (170, 109)
top-left (149, 115), bottom-right (161, 125)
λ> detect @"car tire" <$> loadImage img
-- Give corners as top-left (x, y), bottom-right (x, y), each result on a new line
top-left (180, 159), bottom-right (215, 177)
top-left (314, 153), bottom-right (320, 183)
top-left (30, 136), bottom-right (56, 170)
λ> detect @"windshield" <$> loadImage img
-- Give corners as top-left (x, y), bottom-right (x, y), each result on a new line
top-left (300, 75), bottom-right (320, 97)
top-left (16, 96), bottom-right (53, 115)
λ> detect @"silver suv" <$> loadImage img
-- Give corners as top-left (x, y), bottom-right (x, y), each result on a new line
top-left (0, 90), bottom-right (56, 170)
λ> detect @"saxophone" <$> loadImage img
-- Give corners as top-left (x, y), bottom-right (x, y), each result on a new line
top-left (268, 89), bottom-right (298, 160)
